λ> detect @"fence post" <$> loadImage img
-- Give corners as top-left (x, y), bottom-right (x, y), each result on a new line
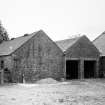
top-left (1, 69), bottom-right (4, 84)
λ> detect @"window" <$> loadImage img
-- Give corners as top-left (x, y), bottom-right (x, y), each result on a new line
top-left (1, 60), bottom-right (4, 69)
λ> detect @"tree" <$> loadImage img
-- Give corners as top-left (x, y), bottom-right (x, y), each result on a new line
top-left (0, 21), bottom-right (9, 43)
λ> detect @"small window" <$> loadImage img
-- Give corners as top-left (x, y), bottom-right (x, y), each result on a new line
top-left (1, 60), bottom-right (4, 69)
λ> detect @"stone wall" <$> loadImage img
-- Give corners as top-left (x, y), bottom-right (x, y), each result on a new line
top-left (65, 36), bottom-right (100, 59)
top-left (11, 31), bottom-right (64, 83)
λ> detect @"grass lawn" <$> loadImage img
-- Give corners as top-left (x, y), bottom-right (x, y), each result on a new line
top-left (0, 79), bottom-right (105, 105)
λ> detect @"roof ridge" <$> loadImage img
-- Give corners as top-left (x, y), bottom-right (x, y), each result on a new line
top-left (93, 31), bottom-right (105, 42)
top-left (56, 35), bottom-right (84, 52)
top-left (55, 35), bottom-right (82, 43)
top-left (0, 30), bottom-right (41, 56)
top-left (9, 30), bottom-right (41, 40)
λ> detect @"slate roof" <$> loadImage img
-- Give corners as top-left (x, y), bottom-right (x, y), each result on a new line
top-left (55, 36), bottom-right (81, 52)
top-left (93, 31), bottom-right (105, 56)
top-left (0, 31), bottom-right (39, 56)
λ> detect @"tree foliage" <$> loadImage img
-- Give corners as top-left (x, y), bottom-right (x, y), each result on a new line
top-left (0, 21), bottom-right (9, 42)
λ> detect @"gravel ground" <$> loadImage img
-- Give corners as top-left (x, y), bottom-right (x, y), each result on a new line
top-left (0, 79), bottom-right (105, 105)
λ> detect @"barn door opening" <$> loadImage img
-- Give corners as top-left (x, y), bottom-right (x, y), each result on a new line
top-left (4, 68), bottom-right (12, 83)
top-left (84, 61), bottom-right (96, 78)
top-left (66, 60), bottom-right (79, 79)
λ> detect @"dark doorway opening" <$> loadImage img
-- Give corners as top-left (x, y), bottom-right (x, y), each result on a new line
top-left (66, 60), bottom-right (79, 79)
top-left (4, 68), bottom-right (12, 83)
top-left (84, 61), bottom-right (96, 78)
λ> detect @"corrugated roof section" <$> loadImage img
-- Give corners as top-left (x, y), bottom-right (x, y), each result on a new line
top-left (55, 36), bottom-right (81, 52)
top-left (0, 31), bottom-right (38, 56)
top-left (93, 32), bottom-right (105, 56)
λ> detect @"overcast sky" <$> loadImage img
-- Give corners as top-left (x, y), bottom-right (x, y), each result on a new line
top-left (0, 0), bottom-right (105, 41)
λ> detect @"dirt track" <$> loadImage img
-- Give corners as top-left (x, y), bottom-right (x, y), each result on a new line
top-left (0, 79), bottom-right (105, 105)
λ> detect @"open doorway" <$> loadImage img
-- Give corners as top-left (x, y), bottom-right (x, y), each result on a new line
top-left (66, 60), bottom-right (79, 79)
top-left (84, 60), bottom-right (96, 78)
top-left (4, 68), bottom-right (12, 83)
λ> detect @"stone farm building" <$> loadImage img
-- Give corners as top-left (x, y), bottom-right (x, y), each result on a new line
top-left (93, 31), bottom-right (105, 77)
top-left (0, 30), bottom-right (64, 83)
top-left (56, 35), bottom-right (100, 79)
top-left (0, 30), bottom-right (100, 83)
